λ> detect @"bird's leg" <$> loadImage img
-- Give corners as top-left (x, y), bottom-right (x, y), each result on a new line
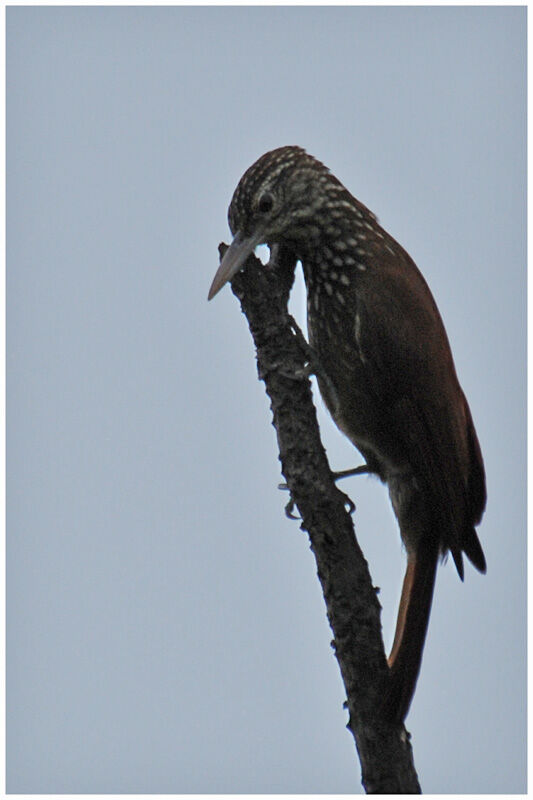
top-left (332, 464), bottom-right (375, 481)
top-left (279, 463), bottom-right (373, 494)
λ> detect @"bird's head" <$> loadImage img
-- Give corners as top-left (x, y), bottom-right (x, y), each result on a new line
top-left (208, 146), bottom-right (338, 300)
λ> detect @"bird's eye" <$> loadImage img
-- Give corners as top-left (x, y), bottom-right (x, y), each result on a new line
top-left (257, 193), bottom-right (274, 213)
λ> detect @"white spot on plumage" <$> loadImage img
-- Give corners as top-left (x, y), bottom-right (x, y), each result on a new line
top-left (354, 312), bottom-right (367, 363)
top-left (340, 274), bottom-right (350, 285)
top-left (325, 282), bottom-right (333, 296)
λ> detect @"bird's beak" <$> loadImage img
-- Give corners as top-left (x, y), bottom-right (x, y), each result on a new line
top-left (208, 230), bottom-right (264, 300)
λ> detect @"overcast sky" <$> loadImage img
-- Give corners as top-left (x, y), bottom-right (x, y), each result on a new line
top-left (7, 6), bottom-right (526, 793)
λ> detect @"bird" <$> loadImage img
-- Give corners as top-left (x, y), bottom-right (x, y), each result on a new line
top-left (208, 146), bottom-right (486, 722)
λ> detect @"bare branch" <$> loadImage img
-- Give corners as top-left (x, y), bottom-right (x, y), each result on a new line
top-left (219, 243), bottom-right (421, 794)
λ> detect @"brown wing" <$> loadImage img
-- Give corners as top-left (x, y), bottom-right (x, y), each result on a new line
top-left (353, 248), bottom-right (486, 574)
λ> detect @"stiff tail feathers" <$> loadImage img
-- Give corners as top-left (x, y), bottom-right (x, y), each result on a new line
top-left (462, 525), bottom-right (486, 574)
top-left (380, 538), bottom-right (439, 723)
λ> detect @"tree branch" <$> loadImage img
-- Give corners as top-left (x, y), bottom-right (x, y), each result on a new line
top-left (219, 243), bottom-right (421, 794)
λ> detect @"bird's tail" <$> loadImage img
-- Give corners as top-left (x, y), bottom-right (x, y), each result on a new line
top-left (381, 536), bottom-right (439, 723)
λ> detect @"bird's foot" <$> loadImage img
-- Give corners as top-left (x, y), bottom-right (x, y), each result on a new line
top-left (277, 483), bottom-right (301, 519)
top-left (276, 483), bottom-right (301, 519)
top-left (278, 480), bottom-right (358, 517)
top-left (332, 464), bottom-right (376, 514)
top-left (286, 315), bottom-right (340, 411)
top-left (338, 489), bottom-right (356, 515)
top-left (284, 497), bottom-right (300, 520)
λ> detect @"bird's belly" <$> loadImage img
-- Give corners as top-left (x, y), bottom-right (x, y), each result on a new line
top-left (311, 333), bottom-right (408, 478)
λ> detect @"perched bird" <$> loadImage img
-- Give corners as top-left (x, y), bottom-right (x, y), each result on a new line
top-left (208, 146), bottom-right (486, 721)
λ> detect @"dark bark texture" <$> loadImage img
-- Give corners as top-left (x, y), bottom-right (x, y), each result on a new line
top-left (219, 243), bottom-right (421, 794)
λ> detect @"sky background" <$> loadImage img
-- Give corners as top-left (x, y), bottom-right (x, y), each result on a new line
top-left (7, 6), bottom-right (526, 794)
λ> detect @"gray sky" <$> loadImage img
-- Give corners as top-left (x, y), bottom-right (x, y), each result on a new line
top-left (7, 6), bottom-right (526, 793)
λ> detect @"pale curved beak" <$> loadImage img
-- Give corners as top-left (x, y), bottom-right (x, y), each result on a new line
top-left (208, 231), bottom-right (263, 300)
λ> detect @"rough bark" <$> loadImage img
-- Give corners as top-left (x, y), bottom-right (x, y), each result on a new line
top-left (218, 242), bottom-right (421, 794)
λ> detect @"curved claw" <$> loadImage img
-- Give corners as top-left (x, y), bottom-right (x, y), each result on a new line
top-left (278, 483), bottom-right (300, 518)
top-left (279, 476), bottom-right (356, 517)
top-left (285, 498), bottom-right (301, 520)
top-left (339, 491), bottom-right (356, 515)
